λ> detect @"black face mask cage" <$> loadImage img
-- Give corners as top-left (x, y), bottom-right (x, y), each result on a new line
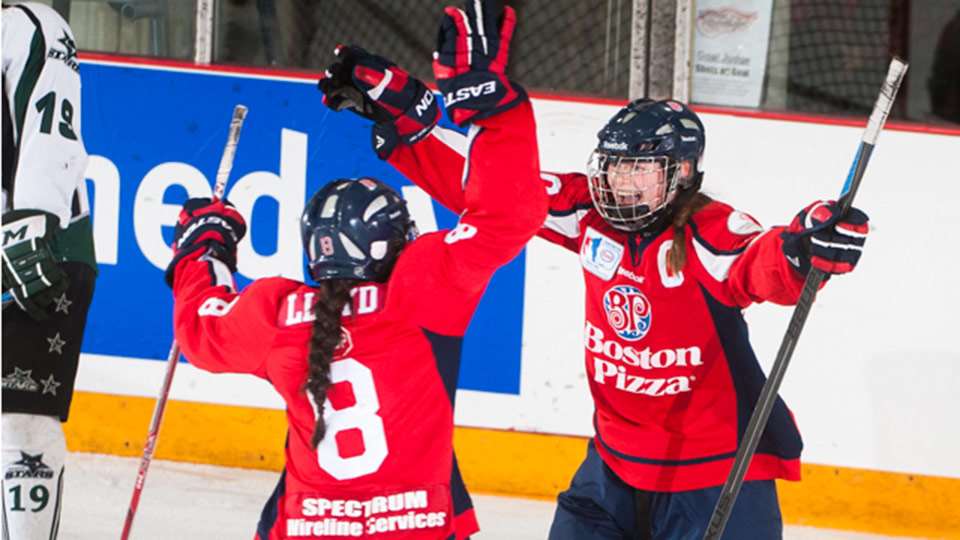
top-left (586, 150), bottom-right (682, 231)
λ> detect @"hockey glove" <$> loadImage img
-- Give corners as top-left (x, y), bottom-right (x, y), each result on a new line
top-left (165, 198), bottom-right (247, 287)
top-left (1, 209), bottom-right (69, 321)
top-left (780, 200), bottom-right (869, 276)
top-left (318, 45), bottom-right (439, 160)
top-left (433, 0), bottom-right (526, 126)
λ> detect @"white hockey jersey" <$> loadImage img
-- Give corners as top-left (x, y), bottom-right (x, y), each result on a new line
top-left (2, 2), bottom-right (94, 268)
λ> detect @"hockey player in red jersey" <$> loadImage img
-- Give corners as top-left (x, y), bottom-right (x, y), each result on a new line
top-left (386, 96), bottom-right (871, 538)
top-left (165, 2), bottom-right (543, 539)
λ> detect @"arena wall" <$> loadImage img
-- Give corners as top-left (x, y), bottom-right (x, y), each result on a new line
top-left (66, 55), bottom-right (960, 538)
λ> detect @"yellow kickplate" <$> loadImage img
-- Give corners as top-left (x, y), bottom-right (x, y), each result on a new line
top-left (65, 392), bottom-right (959, 538)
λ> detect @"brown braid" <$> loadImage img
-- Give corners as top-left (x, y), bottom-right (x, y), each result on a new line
top-left (305, 279), bottom-right (357, 448)
top-left (666, 192), bottom-right (714, 275)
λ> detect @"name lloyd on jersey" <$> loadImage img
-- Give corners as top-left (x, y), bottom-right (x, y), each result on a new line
top-left (282, 285), bottom-right (380, 326)
top-left (585, 321), bottom-right (703, 397)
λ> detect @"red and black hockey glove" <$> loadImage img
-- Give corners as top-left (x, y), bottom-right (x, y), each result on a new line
top-left (318, 45), bottom-right (439, 160)
top-left (165, 198), bottom-right (247, 287)
top-left (780, 200), bottom-right (869, 276)
top-left (433, 0), bottom-right (527, 126)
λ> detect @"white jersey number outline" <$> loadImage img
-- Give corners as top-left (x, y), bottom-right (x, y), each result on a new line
top-left (308, 358), bottom-right (388, 480)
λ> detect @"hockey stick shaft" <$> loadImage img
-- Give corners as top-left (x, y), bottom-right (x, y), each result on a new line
top-left (120, 104), bottom-right (247, 540)
top-left (214, 105), bottom-right (248, 199)
top-left (702, 58), bottom-right (907, 540)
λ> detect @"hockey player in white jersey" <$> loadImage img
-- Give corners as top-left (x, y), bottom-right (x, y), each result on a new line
top-left (2, 3), bottom-right (96, 538)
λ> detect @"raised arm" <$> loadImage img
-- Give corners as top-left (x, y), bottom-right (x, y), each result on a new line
top-left (165, 198), bottom-right (275, 376)
top-left (389, 0), bottom-right (548, 335)
top-left (317, 44), bottom-right (473, 213)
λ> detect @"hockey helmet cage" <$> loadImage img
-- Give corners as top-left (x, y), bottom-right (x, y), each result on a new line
top-left (587, 99), bottom-right (706, 232)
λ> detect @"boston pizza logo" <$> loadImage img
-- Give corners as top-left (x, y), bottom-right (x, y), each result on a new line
top-left (602, 285), bottom-right (652, 341)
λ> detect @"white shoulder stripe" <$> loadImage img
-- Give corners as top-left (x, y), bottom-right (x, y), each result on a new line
top-left (693, 233), bottom-right (745, 282)
top-left (543, 210), bottom-right (586, 239)
top-left (201, 254), bottom-right (236, 292)
top-left (461, 124), bottom-right (482, 188)
top-left (430, 125), bottom-right (469, 157)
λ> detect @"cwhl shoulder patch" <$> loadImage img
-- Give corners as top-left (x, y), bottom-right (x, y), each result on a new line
top-left (580, 226), bottom-right (624, 281)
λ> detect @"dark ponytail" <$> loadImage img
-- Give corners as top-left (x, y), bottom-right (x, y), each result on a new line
top-left (666, 192), bottom-right (713, 275)
top-left (305, 279), bottom-right (357, 448)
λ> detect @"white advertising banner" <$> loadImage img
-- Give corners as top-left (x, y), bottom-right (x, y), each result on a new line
top-left (692, 0), bottom-right (775, 107)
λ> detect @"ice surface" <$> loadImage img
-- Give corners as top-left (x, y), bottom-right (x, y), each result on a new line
top-left (59, 453), bottom-right (915, 539)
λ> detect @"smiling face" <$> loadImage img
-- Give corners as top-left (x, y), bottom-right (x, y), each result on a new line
top-left (587, 152), bottom-right (695, 231)
top-left (606, 158), bottom-right (669, 209)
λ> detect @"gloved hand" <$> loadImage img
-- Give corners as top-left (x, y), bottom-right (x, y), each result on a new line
top-left (318, 45), bottom-right (439, 159)
top-left (781, 200), bottom-right (869, 276)
top-left (165, 198), bottom-right (247, 287)
top-left (433, 0), bottom-right (526, 125)
top-left (1, 209), bottom-right (69, 320)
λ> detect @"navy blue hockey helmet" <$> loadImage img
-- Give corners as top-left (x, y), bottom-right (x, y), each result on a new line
top-left (587, 99), bottom-right (706, 232)
top-left (301, 178), bottom-right (418, 282)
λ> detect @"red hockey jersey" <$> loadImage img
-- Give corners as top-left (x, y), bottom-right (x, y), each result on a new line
top-left (539, 172), bottom-right (805, 491)
top-left (391, 124), bottom-right (808, 491)
top-left (171, 101), bottom-right (546, 539)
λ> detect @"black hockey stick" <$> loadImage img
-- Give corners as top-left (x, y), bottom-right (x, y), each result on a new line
top-left (120, 104), bottom-right (247, 540)
top-left (702, 57), bottom-right (908, 540)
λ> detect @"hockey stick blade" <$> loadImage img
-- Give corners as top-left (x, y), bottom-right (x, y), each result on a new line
top-left (702, 58), bottom-right (907, 540)
top-left (120, 104), bottom-right (248, 540)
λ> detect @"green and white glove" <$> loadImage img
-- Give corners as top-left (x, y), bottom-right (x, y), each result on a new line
top-left (2, 209), bottom-right (69, 320)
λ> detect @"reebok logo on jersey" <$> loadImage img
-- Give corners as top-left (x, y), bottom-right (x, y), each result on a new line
top-left (616, 266), bottom-right (644, 284)
top-left (580, 227), bottom-right (623, 280)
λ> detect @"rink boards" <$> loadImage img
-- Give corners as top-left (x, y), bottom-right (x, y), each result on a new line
top-left (66, 56), bottom-right (960, 538)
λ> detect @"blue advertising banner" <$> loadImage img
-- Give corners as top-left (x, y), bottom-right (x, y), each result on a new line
top-left (80, 61), bottom-right (524, 394)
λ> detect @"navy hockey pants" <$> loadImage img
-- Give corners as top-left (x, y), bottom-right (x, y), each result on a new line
top-left (548, 440), bottom-right (783, 540)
